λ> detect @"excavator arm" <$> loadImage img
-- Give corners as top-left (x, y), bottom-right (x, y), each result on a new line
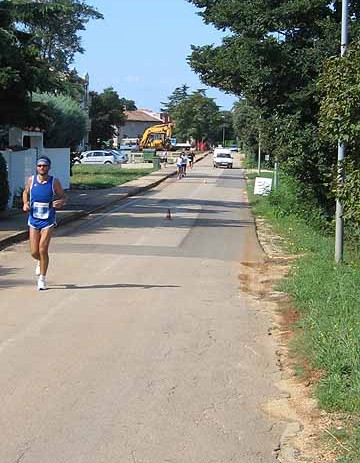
top-left (140, 123), bottom-right (173, 150)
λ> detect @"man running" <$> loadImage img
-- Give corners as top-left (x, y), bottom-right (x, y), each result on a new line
top-left (188, 149), bottom-right (195, 169)
top-left (22, 156), bottom-right (66, 290)
top-left (176, 153), bottom-right (183, 179)
top-left (181, 151), bottom-right (188, 177)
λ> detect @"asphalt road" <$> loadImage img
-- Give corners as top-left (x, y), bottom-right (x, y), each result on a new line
top-left (0, 155), bottom-right (284, 463)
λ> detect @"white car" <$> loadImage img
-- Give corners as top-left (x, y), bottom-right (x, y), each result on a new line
top-left (213, 151), bottom-right (233, 168)
top-left (74, 150), bottom-right (124, 165)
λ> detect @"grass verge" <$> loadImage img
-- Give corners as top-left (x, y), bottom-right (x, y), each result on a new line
top-left (71, 165), bottom-right (156, 189)
top-left (246, 171), bottom-right (360, 462)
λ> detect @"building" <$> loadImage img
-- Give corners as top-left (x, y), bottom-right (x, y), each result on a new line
top-left (115, 109), bottom-right (166, 146)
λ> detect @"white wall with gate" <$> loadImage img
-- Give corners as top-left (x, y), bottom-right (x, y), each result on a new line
top-left (1, 148), bottom-right (70, 208)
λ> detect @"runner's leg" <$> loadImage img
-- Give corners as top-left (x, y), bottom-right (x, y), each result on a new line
top-left (38, 227), bottom-right (53, 276)
top-left (29, 227), bottom-right (41, 261)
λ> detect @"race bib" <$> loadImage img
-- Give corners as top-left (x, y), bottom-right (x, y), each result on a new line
top-left (33, 202), bottom-right (50, 219)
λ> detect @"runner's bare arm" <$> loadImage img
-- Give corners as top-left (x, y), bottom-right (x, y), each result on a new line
top-left (22, 177), bottom-right (32, 212)
top-left (53, 178), bottom-right (66, 209)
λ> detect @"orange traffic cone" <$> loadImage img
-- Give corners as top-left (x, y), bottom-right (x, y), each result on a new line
top-left (165, 208), bottom-right (172, 220)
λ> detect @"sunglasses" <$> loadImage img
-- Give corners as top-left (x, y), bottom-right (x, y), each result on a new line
top-left (37, 164), bottom-right (49, 168)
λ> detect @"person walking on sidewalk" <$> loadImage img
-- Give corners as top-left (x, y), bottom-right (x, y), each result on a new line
top-left (22, 156), bottom-right (66, 290)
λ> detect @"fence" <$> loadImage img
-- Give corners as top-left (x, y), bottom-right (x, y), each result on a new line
top-left (1, 148), bottom-right (70, 208)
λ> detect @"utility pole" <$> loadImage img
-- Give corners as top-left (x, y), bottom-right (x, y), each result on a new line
top-left (222, 123), bottom-right (225, 147)
top-left (257, 130), bottom-right (261, 175)
top-left (257, 114), bottom-right (262, 174)
top-left (273, 157), bottom-right (278, 189)
top-left (335, 0), bottom-right (348, 264)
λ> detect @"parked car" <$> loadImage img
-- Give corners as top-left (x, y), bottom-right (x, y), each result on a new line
top-left (213, 151), bottom-right (233, 168)
top-left (110, 150), bottom-right (129, 163)
top-left (73, 150), bottom-right (126, 165)
top-left (119, 144), bottom-right (138, 152)
top-left (229, 144), bottom-right (238, 153)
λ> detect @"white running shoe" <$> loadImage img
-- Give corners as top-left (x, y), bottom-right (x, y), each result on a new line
top-left (37, 276), bottom-right (47, 291)
top-left (35, 261), bottom-right (40, 276)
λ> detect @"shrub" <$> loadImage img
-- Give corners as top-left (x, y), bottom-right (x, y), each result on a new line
top-left (268, 173), bottom-right (331, 232)
top-left (0, 153), bottom-right (10, 211)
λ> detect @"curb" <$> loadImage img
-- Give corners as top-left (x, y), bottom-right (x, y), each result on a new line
top-left (0, 153), bottom-right (208, 251)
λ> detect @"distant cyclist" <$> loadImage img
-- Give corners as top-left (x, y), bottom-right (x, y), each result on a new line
top-left (23, 156), bottom-right (66, 290)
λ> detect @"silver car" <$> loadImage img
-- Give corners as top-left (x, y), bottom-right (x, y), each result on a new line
top-left (74, 150), bottom-right (125, 165)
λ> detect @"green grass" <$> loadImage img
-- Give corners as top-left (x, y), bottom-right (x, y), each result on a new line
top-left (70, 165), bottom-right (156, 189)
top-left (246, 171), bottom-right (360, 462)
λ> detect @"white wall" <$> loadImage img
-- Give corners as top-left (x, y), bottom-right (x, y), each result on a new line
top-left (2, 149), bottom-right (37, 208)
top-left (43, 148), bottom-right (70, 190)
top-left (1, 148), bottom-right (70, 208)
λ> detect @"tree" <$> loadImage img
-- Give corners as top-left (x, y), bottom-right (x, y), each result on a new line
top-left (233, 100), bottom-right (260, 159)
top-left (186, 0), bottom-right (360, 209)
top-left (0, 0), bottom-right (102, 127)
top-left (318, 45), bottom-right (360, 153)
top-left (0, 153), bottom-right (10, 211)
top-left (317, 45), bottom-right (360, 225)
top-left (33, 93), bottom-right (87, 151)
top-left (220, 110), bottom-right (235, 145)
top-left (23, 0), bottom-right (102, 71)
top-left (171, 89), bottom-right (222, 144)
top-left (89, 87), bottom-right (126, 148)
top-left (119, 98), bottom-right (137, 111)
top-left (161, 85), bottom-right (190, 115)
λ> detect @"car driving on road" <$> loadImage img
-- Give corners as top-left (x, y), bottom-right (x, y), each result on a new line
top-left (213, 151), bottom-right (233, 168)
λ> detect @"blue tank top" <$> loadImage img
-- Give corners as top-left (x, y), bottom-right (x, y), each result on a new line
top-left (28, 175), bottom-right (56, 229)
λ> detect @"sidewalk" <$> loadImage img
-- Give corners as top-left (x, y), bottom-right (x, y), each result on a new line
top-left (0, 154), bottom-right (208, 251)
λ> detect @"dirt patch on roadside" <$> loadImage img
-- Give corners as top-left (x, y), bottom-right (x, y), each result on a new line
top-left (239, 217), bottom-right (341, 462)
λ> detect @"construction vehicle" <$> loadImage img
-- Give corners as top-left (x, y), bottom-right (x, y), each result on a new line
top-left (139, 123), bottom-right (174, 150)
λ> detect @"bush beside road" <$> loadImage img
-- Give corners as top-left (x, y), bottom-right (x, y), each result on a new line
top-left (246, 171), bottom-right (360, 462)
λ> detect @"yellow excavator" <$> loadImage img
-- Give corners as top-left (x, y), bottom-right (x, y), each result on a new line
top-left (139, 123), bottom-right (174, 150)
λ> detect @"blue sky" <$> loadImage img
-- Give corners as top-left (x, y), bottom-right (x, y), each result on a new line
top-left (73, 0), bottom-right (236, 112)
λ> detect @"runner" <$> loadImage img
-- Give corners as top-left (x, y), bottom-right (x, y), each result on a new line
top-left (22, 156), bottom-right (66, 290)
top-left (188, 149), bottom-right (195, 169)
top-left (160, 150), bottom-right (168, 168)
top-left (181, 151), bottom-right (188, 177)
top-left (176, 153), bottom-right (183, 179)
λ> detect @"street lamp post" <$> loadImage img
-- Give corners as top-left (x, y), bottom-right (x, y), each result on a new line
top-left (335, 0), bottom-right (348, 264)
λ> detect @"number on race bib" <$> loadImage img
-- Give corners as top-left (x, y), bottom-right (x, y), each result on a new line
top-left (33, 202), bottom-right (50, 219)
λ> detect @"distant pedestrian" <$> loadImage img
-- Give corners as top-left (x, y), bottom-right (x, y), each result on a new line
top-left (161, 150), bottom-right (168, 168)
top-left (22, 156), bottom-right (66, 290)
